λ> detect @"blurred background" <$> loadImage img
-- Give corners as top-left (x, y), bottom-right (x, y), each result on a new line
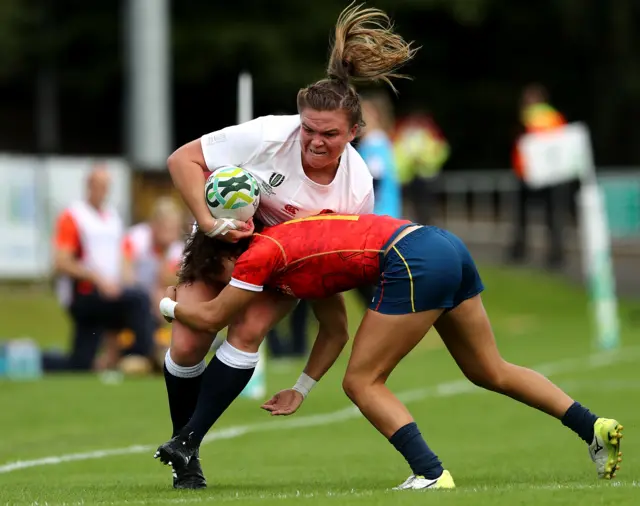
top-left (1, 2), bottom-right (639, 502)
top-left (1, 0), bottom-right (639, 375)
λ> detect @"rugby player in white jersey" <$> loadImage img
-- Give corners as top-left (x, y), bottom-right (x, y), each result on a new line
top-left (156, 2), bottom-right (418, 489)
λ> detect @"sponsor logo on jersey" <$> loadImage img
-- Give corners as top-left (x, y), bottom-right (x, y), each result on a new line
top-left (283, 204), bottom-right (299, 216)
top-left (205, 133), bottom-right (226, 144)
top-left (269, 172), bottom-right (285, 188)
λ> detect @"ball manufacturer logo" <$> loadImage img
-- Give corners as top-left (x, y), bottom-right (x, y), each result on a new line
top-left (269, 172), bottom-right (285, 188)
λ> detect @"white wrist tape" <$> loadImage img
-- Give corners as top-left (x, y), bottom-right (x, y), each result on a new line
top-left (204, 219), bottom-right (238, 238)
top-left (292, 372), bottom-right (317, 398)
top-left (159, 297), bottom-right (178, 319)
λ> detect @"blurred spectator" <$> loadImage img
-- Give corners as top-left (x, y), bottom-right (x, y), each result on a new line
top-left (122, 197), bottom-right (184, 322)
top-left (117, 197), bottom-right (185, 365)
top-left (394, 111), bottom-right (450, 225)
top-left (43, 165), bottom-right (157, 372)
top-left (508, 83), bottom-right (567, 269)
top-left (358, 90), bottom-right (402, 218)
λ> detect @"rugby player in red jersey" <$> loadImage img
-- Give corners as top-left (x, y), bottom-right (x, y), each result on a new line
top-left (157, 213), bottom-right (623, 489)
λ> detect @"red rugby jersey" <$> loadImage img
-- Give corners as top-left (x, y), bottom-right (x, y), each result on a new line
top-left (229, 214), bottom-right (411, 298)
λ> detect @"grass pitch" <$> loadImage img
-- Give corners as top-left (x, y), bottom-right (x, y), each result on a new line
top-left (0, 266), bottom-right (639, 505)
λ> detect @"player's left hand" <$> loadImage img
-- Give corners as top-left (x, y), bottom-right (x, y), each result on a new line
top-left (260, 389), bottom-right (304, 416)
top-left (162, 286), bottom-right (177, 323)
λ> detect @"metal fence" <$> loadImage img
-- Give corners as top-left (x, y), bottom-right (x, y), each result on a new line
top-left (423, 168), bottom-right (640, 297)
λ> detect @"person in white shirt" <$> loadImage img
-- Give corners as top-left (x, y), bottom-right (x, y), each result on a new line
top-left (122, 197), bottom-right (185, 323)
top-left (157, 3), bottom-right (417, 489)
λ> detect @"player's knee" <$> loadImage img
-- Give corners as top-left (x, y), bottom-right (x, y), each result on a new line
top-left (342, 372), bottom-right (373, 404)
top-left (164, 347), bottom-right (206, 379)
top-left (227, 322), bottom-right (268, 353)
top-left (169, 325), bottom-right (212, 366)
top-left (342, 375), bottom-right (359, 403)
top-left (463, 359), bottom-right (510, 391)
top-left (167, 281), bottom-right (220, 365)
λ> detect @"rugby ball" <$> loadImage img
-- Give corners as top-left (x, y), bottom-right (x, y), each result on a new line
top-left (204, 166), bottom-right (260, 222)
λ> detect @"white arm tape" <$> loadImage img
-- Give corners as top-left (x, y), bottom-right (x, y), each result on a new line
top-left (292, 372), bottom-right (317, 399)
top-left (159, 297), bottom-right (178, 319)
top-left (204, 219), bottom-right (238, 238)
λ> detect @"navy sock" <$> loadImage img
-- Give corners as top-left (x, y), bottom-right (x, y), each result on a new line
top-left (561, 401), bottom-right (598, 443)
top-left (389, 422), bottom-right (443, 479)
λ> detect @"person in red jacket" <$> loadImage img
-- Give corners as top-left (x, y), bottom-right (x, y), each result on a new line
top-left (155, 212), bottom-right (623, 489)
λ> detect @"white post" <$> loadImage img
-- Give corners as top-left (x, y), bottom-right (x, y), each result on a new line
top-left (236, 72), bottom-right (266, 399)
top-left (125, 0), bottom-right (172, 169)
top-left (237, 72), bottom-right (253, 125)
top-left (576, 176), bottom-right (620, 350)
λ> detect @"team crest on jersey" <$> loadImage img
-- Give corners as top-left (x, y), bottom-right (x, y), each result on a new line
top-left (268, 172), bottom-right (285, 188)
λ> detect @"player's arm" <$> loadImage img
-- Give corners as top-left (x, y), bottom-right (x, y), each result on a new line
top-left (167, 139), bottom-right (218, 235)
top-left (167, 118), bottom-right (264, 236)
top-left (302, 294), bottom-right (350, 382)
top-left (160, 237), bottom-right (282, 333)
top-left (162, 285), bottom-right (258, 334)
top-left (261, 294), bottom-right (349, 416)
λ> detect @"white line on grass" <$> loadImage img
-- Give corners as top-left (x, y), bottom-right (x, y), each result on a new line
top-left (2, 347), bottom-right (639, 475)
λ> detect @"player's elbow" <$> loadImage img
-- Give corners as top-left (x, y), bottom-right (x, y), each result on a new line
top-left (167, 140), bottom-right (206, 176)
top-left (166, 149), bottom-right (183, 176)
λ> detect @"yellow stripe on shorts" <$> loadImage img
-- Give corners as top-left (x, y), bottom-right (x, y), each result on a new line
top-left (391, 245), bottom-right (415, 313)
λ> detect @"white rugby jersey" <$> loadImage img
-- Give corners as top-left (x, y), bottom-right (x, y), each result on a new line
top-left (200, 115), bottom-right (374, 226)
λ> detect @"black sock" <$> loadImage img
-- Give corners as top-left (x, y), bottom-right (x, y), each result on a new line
top-left (163, 362), bottom-right (204, 437)
top-left (561, 401), bottom-right (599, 443)
top-left (389, 422), bottom-right (443, 479)
top-left (183, 355), bottom-right (255, 444)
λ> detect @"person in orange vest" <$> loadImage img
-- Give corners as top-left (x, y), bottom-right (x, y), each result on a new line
top-left (44, 166), bottom-right (157, 372)
top-left (508, 84), bottom-right (568, 269)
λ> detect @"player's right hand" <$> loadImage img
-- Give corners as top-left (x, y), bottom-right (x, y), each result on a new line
top-left (213, 217), bottom-right (255, 243)
top-left (260, 388), bottom-right (304, 416)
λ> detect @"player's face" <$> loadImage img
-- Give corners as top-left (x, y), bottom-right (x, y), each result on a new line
top-left (299, 109), bottom-right (358, 171)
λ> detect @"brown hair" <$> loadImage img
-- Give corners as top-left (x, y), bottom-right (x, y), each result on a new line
top-left (178, 221), bottom-right (266, 285)
top-left (296, 1), bottom-right (418, 129)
